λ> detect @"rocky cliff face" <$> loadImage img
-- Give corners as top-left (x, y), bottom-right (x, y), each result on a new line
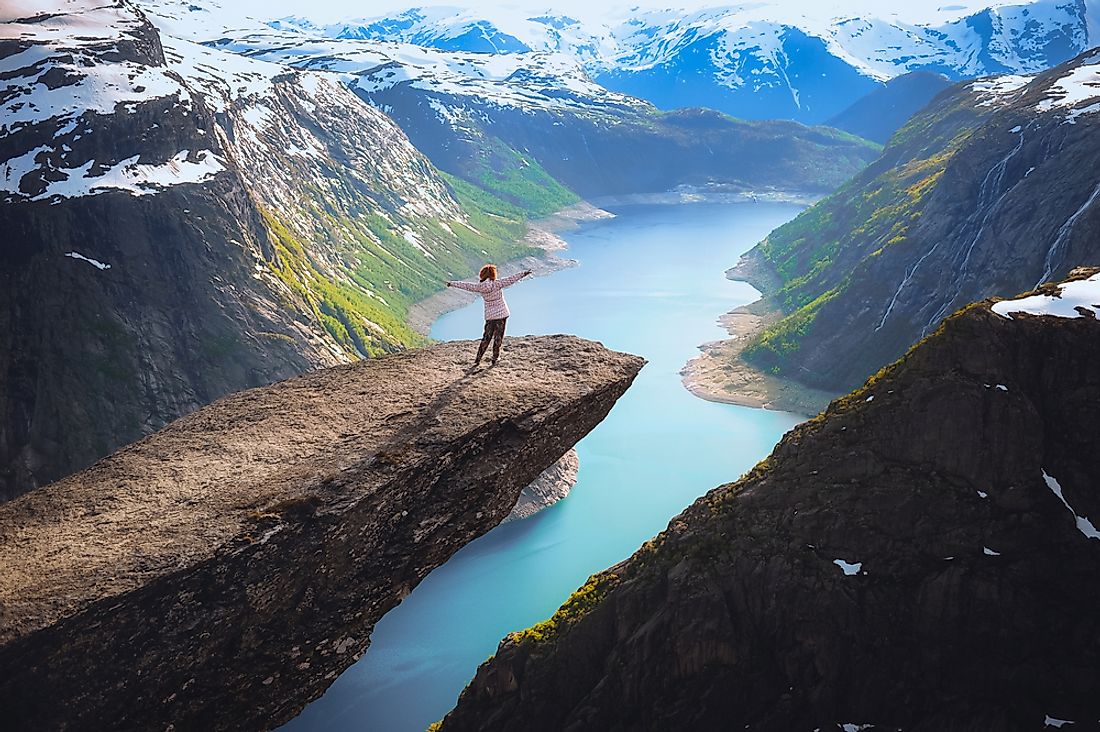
top-left (738, 48), bottom-right (1100, 393)
top-left (505, 448), bottom-right (579, 523)
top-left (0, 0), bottom-right (532, 499)
top-left (437, 271), bottom-right (1100, 731)
top-left (0, 335), bottom-right (644, 732)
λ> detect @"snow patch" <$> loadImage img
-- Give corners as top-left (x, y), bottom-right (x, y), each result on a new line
top-left (992, 273), bottom-right (1100, 320)
top-left (1043, 470), bottom-right (1100, 540)
top-left (64, 251), bottom-right (111, 270)
top-left (1037, 58), bottom-right (1100, 113)
top-left (35, 150), bottom-right (225, 202)
top-left (970, 74), bottom-right (1033, 106)
top-left (402, 230), bottom-right (436, 260)
top-left (833, 559), bottom-right (862, 576)
top-left (1064, 101), bottom-right (1100, 124)
top-left (160, 35), bottom-right (285, 113)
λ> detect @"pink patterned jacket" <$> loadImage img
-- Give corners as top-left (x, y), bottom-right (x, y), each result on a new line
top-left (448, 271), bottom-right (528, 320)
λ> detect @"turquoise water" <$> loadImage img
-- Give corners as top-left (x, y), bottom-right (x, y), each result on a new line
top-left (282, 202), bottom-right (804, 731)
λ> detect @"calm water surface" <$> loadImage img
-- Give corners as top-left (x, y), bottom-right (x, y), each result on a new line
top-left (283, 202), bottom-right (805, 731)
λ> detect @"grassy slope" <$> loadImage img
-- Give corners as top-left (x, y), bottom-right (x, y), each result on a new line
top-left (261, 179), bottom-right (539, 357)
top-left (740, 86), bottom-right (990, 373)
top-left (463, 138), bottom-right (580, 217)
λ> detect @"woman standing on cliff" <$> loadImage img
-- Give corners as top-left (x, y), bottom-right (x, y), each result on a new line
top-left (447, 264), bottom-right (532, 367)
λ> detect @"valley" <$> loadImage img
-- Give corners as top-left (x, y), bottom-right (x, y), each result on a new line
top-left (283, 201), bottom-right (806, 732)
top-left (2, 0), bottom-right (1099, 729)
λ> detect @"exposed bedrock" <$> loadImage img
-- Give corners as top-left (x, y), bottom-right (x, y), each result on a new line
top-left (0, 335), bottom-right (643, 731)
top-left (506, 448), bottom-right (579, 522)
top-left (439, 272), bottom-right (1100, 732)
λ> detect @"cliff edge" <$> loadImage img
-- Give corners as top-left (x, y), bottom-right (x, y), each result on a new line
top-left (439, 271), bottom-right (1100, 731)
top-left (0, 335), bottom-right (643, 731)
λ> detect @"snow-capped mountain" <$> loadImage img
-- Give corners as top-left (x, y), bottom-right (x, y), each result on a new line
top-left (268, 0), bottom-right (1093, 123)
top-left (0, 0), bottom-right (531, 499)
top-left (195, 25), bottom-right (878, 202)
top-left (204, 31), bottom-right (649, 119)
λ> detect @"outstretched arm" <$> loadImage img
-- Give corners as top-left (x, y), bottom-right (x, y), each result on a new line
top-left (497, 270), bottom-right (532, 288)
top-left (447, 280), bottom-right (484, 293)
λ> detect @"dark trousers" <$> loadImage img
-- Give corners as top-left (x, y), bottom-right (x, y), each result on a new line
top-left (476, 318), bottom-right (507, 364)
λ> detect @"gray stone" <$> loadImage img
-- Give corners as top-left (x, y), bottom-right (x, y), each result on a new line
top-left (0, 335), bottom-right (644, 731)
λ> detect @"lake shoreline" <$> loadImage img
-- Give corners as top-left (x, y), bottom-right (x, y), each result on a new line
top-left (680, 302), bottom-right (837, 418)
top-left (682, 251), bottom-right (838, 417)
top-left (410, 194), bottom-right (837, 418)
top-left (407, 190), bottom-right (827, 338)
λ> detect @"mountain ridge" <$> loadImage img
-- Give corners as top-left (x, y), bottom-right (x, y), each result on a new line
top-left (261, 0), bottom-right (1094, 123)
top-left (195, 26), bottom-right (880, 200)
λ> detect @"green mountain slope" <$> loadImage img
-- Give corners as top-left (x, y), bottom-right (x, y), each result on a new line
top-left (736, 50), bottom-right (1100, 392)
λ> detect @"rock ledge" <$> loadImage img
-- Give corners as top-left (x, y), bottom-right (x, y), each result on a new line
top-left (0, 335), bottom-right (643, 731)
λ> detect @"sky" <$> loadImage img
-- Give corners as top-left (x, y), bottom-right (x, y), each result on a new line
top-left (219, 0), bottom-right (1049, 25)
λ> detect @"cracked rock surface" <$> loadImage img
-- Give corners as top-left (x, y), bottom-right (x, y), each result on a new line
top-left (0, 335), bottom-right (643, 731)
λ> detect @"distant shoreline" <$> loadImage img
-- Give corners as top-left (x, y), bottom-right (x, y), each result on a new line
top-left (588, 185), bottom-right (826, 208)
top-left (408, 192), bottom-right (838, 418)
top-left (681, 251), bottom-right (838, 418)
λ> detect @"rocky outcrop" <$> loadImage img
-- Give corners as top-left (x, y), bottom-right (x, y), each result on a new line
top-left (737, 49), bottom-right (1100, 395)
top-left (438, 273), bottom-right (1100, 731)
top-left (0, 335), bottom-right (644, 732)
top-left (0, 0), bottom-right (533, 499)
top-left (505, 448), bottom-right (579, 522)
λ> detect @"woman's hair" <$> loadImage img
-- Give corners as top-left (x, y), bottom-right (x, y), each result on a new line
top-left (479, 264), bottom-right (497, 282)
